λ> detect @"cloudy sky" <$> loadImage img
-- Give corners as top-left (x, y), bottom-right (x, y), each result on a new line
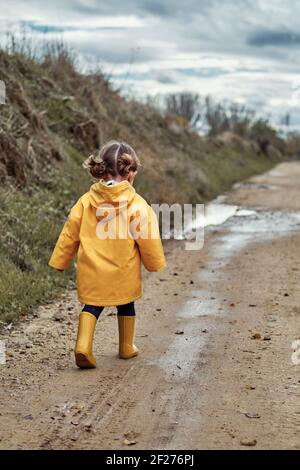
top-left (1, 0), bottom-right (300, 129)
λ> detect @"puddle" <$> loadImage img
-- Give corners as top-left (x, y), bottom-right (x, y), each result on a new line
top-left (186, 200), bottom-right (300, 238)
top-left (204, 203), bottom-right (256, 227)
top-left (268, 168), bottom-right (285, 177)
top-left (158, 331), bottom-right (206, 380)
top-left (179, 292), bottom-right (220, 319)
top-left (161, 198), bottom-right (300, 378)
top-left (171, 201), bottom-right (256, 240)
top-left (159, 289), bottom-right (223, 379)
top-left (211, 210), bottom-right (300, 260)
top-left (183, 202), bottom-right (256, 238)
top-left (233, 182), bottom-right (280, 191)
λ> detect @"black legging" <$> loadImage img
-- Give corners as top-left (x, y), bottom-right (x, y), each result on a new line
top-left (82, 302), bottom-right (135, 319)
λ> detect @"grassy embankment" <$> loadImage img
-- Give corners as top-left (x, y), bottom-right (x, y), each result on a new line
top-left (0, 45), bottom-right (286, 323)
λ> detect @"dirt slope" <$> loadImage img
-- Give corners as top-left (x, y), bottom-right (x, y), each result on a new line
top-left (0, 161), bottom-right (300, 450)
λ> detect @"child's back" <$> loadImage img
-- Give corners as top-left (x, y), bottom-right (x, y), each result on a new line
top-left (49, 140), bottom-right (166, 368)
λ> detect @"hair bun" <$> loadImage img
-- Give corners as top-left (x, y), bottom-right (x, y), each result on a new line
top-left (83, 141), bottom-right (140, 180)
top-left (117, 153), bottom-right (136, 176)
top-left (83, 154), bottom-right (107, 179)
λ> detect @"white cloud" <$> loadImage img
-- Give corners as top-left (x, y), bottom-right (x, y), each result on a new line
top-left (1, 0), bottom-right (300, 128)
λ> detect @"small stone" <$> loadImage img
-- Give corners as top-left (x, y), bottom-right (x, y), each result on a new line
top-left (251, 333), bottom-right (261, 340)
top-left (123, 431), bottom-right (138, 446)
top-left (245, 412), bottom-right (260, 419)
top-left (123, 438), bottom-right (136, 446)
top-left (263, 335), bottom-right (271, 341)
top-left (240, 438), bottom-right (257, 447)
top-left (245, 385), bottom-right (256, 390)
top-left (53, 312), bottom-right (64, 322)
top-left (82, 420), bottom-right (92, 430)
top-left (70, 403), bottom-right (84, 414)
top-left (175, 330), bottom-right (184, 335)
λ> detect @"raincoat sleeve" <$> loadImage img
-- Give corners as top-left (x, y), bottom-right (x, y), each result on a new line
top-left (48, 200), bottom-right (83, 271)
top-left (135, 206), bottom-right (166, 272)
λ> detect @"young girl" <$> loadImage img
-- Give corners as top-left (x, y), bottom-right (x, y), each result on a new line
top-left (49, 141), bottom-right (166, 368)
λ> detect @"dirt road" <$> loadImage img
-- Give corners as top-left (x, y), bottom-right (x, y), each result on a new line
top-left (1, 161), bottom-right (300, 450)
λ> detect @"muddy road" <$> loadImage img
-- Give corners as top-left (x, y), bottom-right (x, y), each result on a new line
top-left (1, 161), bottom-right (300, 450)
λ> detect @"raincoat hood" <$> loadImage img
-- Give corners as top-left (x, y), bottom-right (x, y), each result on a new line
top-left (88, 180), bottom-right (137, 220)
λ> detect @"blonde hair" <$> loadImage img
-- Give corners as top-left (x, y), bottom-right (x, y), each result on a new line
top-left (83, 140), bottom-right (140, 179)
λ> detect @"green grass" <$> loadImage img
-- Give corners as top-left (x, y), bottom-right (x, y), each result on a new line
top-left (199, 145), bottom-right (275, 198)
top-left (0, 144), bottom-right (91, 324)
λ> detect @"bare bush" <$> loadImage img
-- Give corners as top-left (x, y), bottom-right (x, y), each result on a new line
top-left (165, 92), bottom-right (201, 125)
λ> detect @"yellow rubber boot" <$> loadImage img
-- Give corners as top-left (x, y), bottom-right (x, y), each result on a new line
top-left (75, 312), bottom-right (97, 368)
top-left (118, 316), bottom-right (139, 359)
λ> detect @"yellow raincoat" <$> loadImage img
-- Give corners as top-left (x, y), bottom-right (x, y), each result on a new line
top-left (49, 180), bottom-right (166, 306)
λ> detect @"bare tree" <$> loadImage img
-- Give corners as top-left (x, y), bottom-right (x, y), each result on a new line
top-left (165, 92), bottom-right (201, 124)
